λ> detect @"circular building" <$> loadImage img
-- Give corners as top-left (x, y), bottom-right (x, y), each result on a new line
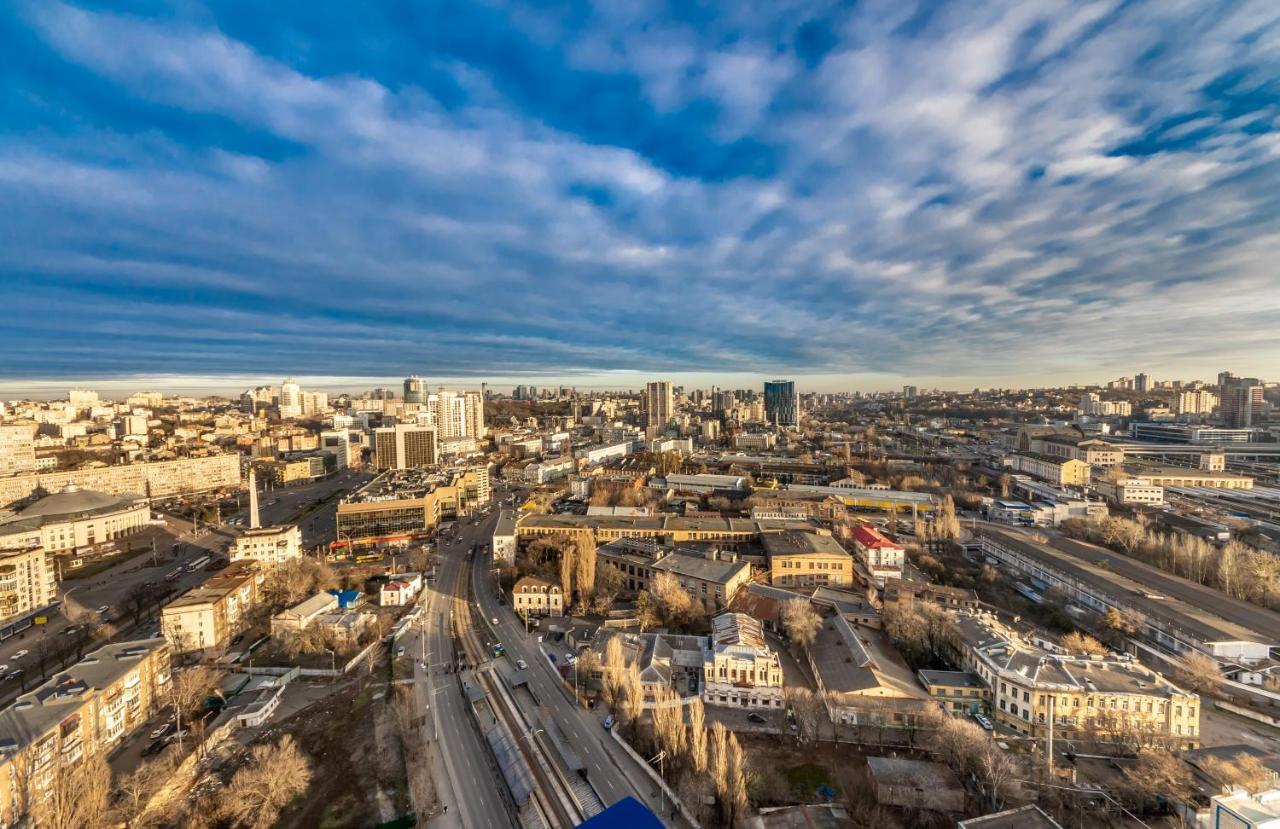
top-left (5, 485), bottom-right (150, 553)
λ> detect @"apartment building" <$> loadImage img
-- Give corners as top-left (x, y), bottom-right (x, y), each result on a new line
top-left (371, 424), bottom-right (439, 470)
top-left (511, 576), bottom-right (563, 617)
top-left (0, 453), bottom-right (242, 510)
top-left (702, 613), bottom-right (784, 709)
top-left (0, 639), bottom-right (171, 825)
top-left (949, 610), bottom-right (1200, 747)
top-left (644, 381), bottom-right (673, 429)
top-left (0, 542), bottom-right (57, 631)
top-left (598, 539), bottom-right (752, 613)
top-left (1010, 453), bottom-right (1090, 487)
top-left (524, 457), bottom-right (575, 484)
top-left (161, 562), bottom-right (264, 653)
top-left (0, 423), bottom-right (36, 477)
top-left (229, 524), bottom-right (302, 567)
top-left (762, 530), bottom-right (855, 589)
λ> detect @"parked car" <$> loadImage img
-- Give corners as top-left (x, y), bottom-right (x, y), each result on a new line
top-left (491, 617), bottom-right (498, 625)
top-left (149, 723), bottom-right (174, 740)
top-left (395, 645), bottom-right (406, 658)
top-left (141, 740), bottom-right (169, 757)
top-left (747, 713), bottom-right (767, 724)
top-left (0, 665), bottom-right (6, 675)
top-left (11, 650), bottom-right (28, 660)
top-left (602, 715), bottom-right (615, 730)
top-left (164, 730), bottom-right (190, 743)
top-left (564, 653), bottom-right (576, 665)
top-left (62, 626), bottom-right (82, 636)
top-left (97, 605), bottom-right (110, 614)
top-left (5, 670), bottom-right (23, 681)
top-left (516, 659), bottom-right (528, 670)
top-left (974, 714), bottom-right (994, 731)
top-left (547, 653), bottom-right (556, 663)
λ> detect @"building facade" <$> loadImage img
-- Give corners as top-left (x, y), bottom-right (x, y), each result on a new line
top-left (512, 576), bottom-right (564, 617)
top-left (161, 562), bottom-right (263, 653)
top-left (229, 524), bottom-right (302, 567)
top-left (762, 530), bottom-right (855, 589)
top-left (702, 613), bottom-right (784, 709)
top-left (763, 380), bottom-right (799, 428)
top-left (0, 454), bottom-right (242, 511)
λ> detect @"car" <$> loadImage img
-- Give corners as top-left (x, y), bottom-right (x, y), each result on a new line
top-left (974, 714), bottom-right (994, 731)
top-left (516, 659), bottom-right (528, 670)
top-left (747, 713), bottom-right (767, 724)
top-left (11, 650), bottom-right (28, 660)
top-left (0, 665), bottom-right (6, 675)
top-left (149, 723), bottom-right (174, 740)
top-left (546, 652), bottom-right (556, 663)
top-left (602, 715), bottom-right (615, 730)
top-left (141, 740), bottom-right (169, 758)
top-left (395, 646), bottom-right (406, 658)
top-left (564, 653), bottom-right (576, 665)
top-left (61, 626), bottom-right (82, 636)
top-left (491, 617), bottom-right (498, 625)
top-left (97, 605), bottom-right (110, 614)
top-left (5, 670), bottom-right (23, 681)
top-left (164, 730), bottom-right (189, 743)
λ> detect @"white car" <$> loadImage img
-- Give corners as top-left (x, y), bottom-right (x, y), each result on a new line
top-left (97, 605), bottom-right (110, 614)
top-left (0, 664), bottom-right (7, 675)
top-left (12, 650), bottom-right (28, 660)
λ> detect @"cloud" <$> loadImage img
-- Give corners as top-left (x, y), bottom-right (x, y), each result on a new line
top-left (0, 0), bottom-right (1278, 388)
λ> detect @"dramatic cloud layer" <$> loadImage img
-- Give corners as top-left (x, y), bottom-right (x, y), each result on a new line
top-left (2, 1), bottom-right (1278, 386)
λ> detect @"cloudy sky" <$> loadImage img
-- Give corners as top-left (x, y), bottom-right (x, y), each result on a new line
top-left (2, 1), bottom-right (1279, 393)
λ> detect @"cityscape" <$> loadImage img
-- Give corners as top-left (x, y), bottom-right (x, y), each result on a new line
top-left (3, 3), bottom-right (1280, 829)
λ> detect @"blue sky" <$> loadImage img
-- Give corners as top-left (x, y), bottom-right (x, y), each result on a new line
top-left (2, 0), bottom-right (1279, 393)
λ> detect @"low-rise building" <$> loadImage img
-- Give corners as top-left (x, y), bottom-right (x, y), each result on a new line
top-left (229, 524), bottom-right (302, 567)
top-left (1010, 453), bottom-right (1090, 487)
top-left (512, 576), bottom-right (563, 617)
top-left (0, 485), bottom-right (151, 556)
top-left (0, 639), bottom-right (171, 825)
top-left (866, 757), bottom-right (965, 813)
top-left (762, 530), bottom-right (855, 589)
top-left (918, 669), bottom-right (989, 717)
top-left (598, 539), bottom-right (753, 613)
top-left (1030, 435), bottom-right (1125, 466)
top-left (585, 629), bottom-right (706, 699)
top-left (702, 613), bottom-right (784, 709)
top-left (524, 457), bottom-right (575, 484)
top-left (271, 592), bottom-right (339, 635)
top-left (380, 573), bottom-right (423, 606)
top-left (492, 509), bottom-right (518, 564)
top-left (161, 562), bottom-right (264, 653)
top-left (881, 578), bottom-right (980, 614)
top-left (808, 613), bottom-right (931, 727)
top-left (949, 609), bottom-right (1200, 747)
top-left (1126, 465), bottom-right (1254, 490)
top-left (850, 524), bottom-right (905, 587)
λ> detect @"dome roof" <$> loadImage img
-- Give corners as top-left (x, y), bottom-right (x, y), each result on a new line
top-left (21, 485), bottom-right (142, 519)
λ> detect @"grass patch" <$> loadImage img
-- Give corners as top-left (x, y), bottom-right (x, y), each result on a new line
top-left (781, 763), bottom-right (833, 799)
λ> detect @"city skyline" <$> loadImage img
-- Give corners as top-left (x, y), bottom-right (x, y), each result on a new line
top-left (3, 2), bottom-right (1279, 382)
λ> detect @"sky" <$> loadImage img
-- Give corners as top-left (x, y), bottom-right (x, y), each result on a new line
top-left (1, 1), bottom-right (1279, 395)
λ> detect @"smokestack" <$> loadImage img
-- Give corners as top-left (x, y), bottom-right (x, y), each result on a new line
top-left (248, 467), bottom-right (261, 529)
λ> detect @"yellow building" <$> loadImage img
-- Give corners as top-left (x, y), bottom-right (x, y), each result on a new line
top-left (517, 513), bottom-right (824, 549)
top-left (161, 562), bottom-right (263, 653)
top-left (0, 541), bottom-right (57, 630)
top-left (703, 613), bottom-right (784, 709)
top-left (0, 639), bottom-right (171, 825)
top-left (0, 454), bottom-right (242, 510)
top-left (761, 529), bottom-right (855, 588)
top-left (950, 611), bottom-right (1199, 748)
top-left (335, 466), bottom-right (490, 548)
top-left (1010, 453), bottom-right (1090, 487)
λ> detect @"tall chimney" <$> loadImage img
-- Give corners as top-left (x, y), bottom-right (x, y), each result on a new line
top-left (248, 467), bottom-right (261, 529)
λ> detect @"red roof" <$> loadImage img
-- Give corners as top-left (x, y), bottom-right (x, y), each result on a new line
top-left (851, 524), bottom-right (903, 550)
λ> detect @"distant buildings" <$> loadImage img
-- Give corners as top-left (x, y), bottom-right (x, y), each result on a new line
top-left (0, 423), bottom-right (36, 477)
top-left (763, 380), bottom-right (799, 428)
top-left (403, 376), bottom-right (426, 405)
top-left (371, 424), bottom-right (439, 470)
top-left (1220, 374), bottom-right (1265, 428)
top-left (0, 453), bottom-right (242, 511)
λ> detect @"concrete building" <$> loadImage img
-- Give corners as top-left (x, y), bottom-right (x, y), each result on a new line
top-left (492, 509), bottom-right (518, 564)
top-left (229, 524), bottom-right (302, 567)
top-left (949, 609), bottom-right (1201, 747)
top-left (0, 423), bottom-right (36, 477)
top-left (524, 457), bottom-right (575, 484)
top-left (1030, 435), bottom-right (1125, 466)
top-left (161, 562), bottom-right (264, 653)
top-left (403, 376), bottom-right (426, 405)
top-left (0, 639), bottom-right (171, 826)
top-left (644, 381), bottom-right (673, 429)
top-left (1211, 788), bottom-right (1280, 829)
top-left (732, 432), bottom-right (776, 451)
top-left (518, 513), bottom-right (825, 550)
top-left (371, 424), bottom-right (439, 470)
top-left (1221, 375), bottom-right (1265, 429)
top-left (0, 542), bottom-right (57, 632)
top-left (808, 613), bottom-right (931, 726)
top-left (866, 757), bottom-right (965, 813)
top-left (271, 592), bottom-right (339, 635)
top-left (0, 453), bottom-right (242, 510)
top-left (762, 530), bottom-right (854, 589)
top-left (918, 669), bottom-right (990, 717)
top-left (1010, 453), bottom-right (1090, 487)
top-left (1176, 389), bottom-right (1219, 415)
top-left (702, 613), bottom-right (784, 709)
top-left (334, 467), bottom-right (489, 548)
top-left (512, 576), bottom-right (563, 617)
top-left (1127, 465), bottom-right (1254, 490)
top-left (661, 473), bottom-right (747, 494)
top-left (380, 574), bottom-right (423, 607)
top-left (0, 486), bottom-right (150, 556)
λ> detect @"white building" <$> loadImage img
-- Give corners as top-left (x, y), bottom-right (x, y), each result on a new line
top-left (380, 573), bottom-right (423, 606)
top-left (0, 423), bottom-right (36, 477)
top-left (0, 486), bottom-right (151, 555)
top-left (702, 613), bottom-right (784, 709)
top-left (229, 525), bottom-right (302, 567)
top-left (492, 510), bottom-right (518, 564)
top-left (525, 457), bottom-right (575, 484)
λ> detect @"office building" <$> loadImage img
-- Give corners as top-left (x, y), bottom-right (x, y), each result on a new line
top-left (764, 380), bottom-right (799, 427)
top-left (403, 376), bottom-right (426, 405)
top-left (335, 467), bottom-right (490, 547)
top-left (1134, 373), bottom-right (1151, 393)
top-left (903, 385), bottom-right (918, 400)
top-left (644, 381), bottom-right (673, 429)
top-left (0, 639), bottom-right (172, 825)
top-left (371, 424), bottom-right (438, 470)
top-left (229, 525), bottom-right (302, 567)
top-left (0, 423), bottom-right (37, 477)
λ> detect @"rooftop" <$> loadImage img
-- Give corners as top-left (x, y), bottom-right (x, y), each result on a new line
top-left (958, 805), bottom-right (1064, 829)
top-left (760, 529), bottom-right (849, 559)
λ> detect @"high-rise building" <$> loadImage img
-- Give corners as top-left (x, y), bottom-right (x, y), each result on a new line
top-left (68, 388), bottom-right (99, 412)
top-left (278, 378), bottom-right (302, 419)
top-left (902, 385), bottom-right (918, 400)
top-left (1219, 374), bottom-right (1264, 428)
top-left (403, 376), bottom-right (426, 405)
top-left (372, 424), bottom-right (438, 470)
top-left (644, 381), bottom-right (673, 429)
top-left (464, 390), bottom-right (485, 439)
top-left (763, 380), bottom-right (799, 427)
top-left (0, 423), bottom-right (37, 477)
top-left (1134, 373), bottom-right (1151, 393)
top-left (1176, 389), bottom-right (1218, 415)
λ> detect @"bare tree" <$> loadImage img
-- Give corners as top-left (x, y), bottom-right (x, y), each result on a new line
top-left (619, 663), bottom-right (646, 731)
top-left (1060, 631), bottom-right (1109, 656)
top-left (651, 685), bottom-right (685, 765)
top-left (1118, 749), bottom-right (1194, 812)
top-left (652, 572), bottom-right (694, 626)
top-left (686, 697), bottom-right (708, 774)
top-left (573, 536), bottom-right (597, 610)
top-left (1200, 751), bottom-right (1275, 794)
top-left (634, 592), bottom-right (659, 632)
top-left (780, 598), bottom-right (822, 650)
top-left (709, 721), bottom-right (729, 806)
top-left (559, 542), bottom-right (576, 600)
top-left (601, 636), bottom-right (625, 707)
top-left (166, 665), bottom-right (224, 752)
top-left (28, 749), bottom-right (112, 829)
top-left (219, 735), bottom-right (314, 829)
top-left (1177, 651), bottom-right (1222, 696)
top-left (111, 755), bottom-right (175, 829)
top-left (725, 732), bottom-right (750, 824)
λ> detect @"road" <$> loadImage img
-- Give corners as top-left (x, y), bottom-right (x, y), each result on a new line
top-left (397, 521), bottom-right (513, 829)
top-left (458, 497), bottom-right (687, 826)
top-left (223, 468), bottom-right (374, 547)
